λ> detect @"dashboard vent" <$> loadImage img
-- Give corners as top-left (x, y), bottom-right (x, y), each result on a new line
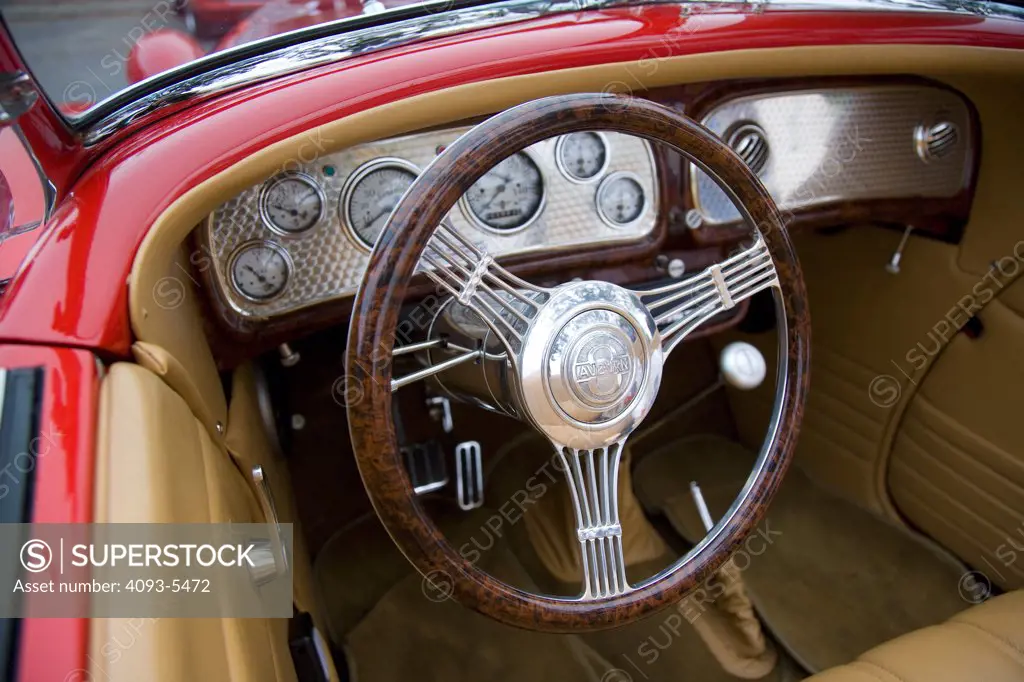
top-left (915, 121), bottom-right (959, 162)
top-left (728, 124), bottom-right (770, 176)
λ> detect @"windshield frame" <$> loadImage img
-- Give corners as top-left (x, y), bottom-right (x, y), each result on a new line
top-left (7, 0), bottom-right (1021, 148)
top-left (66, 0), bottom-right (506, 129)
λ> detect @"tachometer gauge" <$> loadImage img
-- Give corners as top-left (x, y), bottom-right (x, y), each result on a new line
top-left (259, 172), bottom-right (325, 235)
top-left (463, 151), bottom-right (544, 232)
top-left (596, 172), bottom-right (647, 227)
top-left (229, 241), bottom-right (291, 301)
top-left (342, 158), bottom-right (419, 248)
top-left (556, 132), bottom-right (609, 182)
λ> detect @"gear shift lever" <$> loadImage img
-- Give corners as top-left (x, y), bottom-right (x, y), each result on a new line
top-left (687, 346), bottom-right (777, 679)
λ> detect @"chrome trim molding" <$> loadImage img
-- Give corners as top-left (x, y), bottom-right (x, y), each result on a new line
top-left (0, 369), bottom-right (7, 431)
top-left (12, 125), bottom-right (57, 224)
top-left (74, 0), bottom-right (1024, 148)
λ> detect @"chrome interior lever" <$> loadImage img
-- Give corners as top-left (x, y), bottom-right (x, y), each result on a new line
top-left (690, 481), bottom-right (716, 533)
top-left (250, 465), bottom-right (290, 587)
top-left (886, 225), bottom-right (914, 275)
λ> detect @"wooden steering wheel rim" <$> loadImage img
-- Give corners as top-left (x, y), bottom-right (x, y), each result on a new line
top-left (346, 93), bottom-right (810, 632)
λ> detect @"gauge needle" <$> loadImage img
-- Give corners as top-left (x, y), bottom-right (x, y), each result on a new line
top-left (367, 200), bottom-right (397, 227)
top-left (479, 185), bottom-right (506, 211)
top-left (244, 264), bottom-right (269, 284)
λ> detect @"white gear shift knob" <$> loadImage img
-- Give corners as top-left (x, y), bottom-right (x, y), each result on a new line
top-left (720, 342), bottom-right (766, 390)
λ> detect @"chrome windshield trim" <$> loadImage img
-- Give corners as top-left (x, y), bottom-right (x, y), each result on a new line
top-left (80, 0), bottom-right (627, 147)
top-left (76, 0), bottom-right (1023, 148)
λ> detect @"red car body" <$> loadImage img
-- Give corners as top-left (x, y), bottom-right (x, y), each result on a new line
top-left (1, 3), bottom-right (1023, 679)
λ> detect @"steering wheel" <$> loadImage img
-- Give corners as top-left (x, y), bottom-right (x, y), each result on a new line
top-left (346, 93), bottom-right (810, 632)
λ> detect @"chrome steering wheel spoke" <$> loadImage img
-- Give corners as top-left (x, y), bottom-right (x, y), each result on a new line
top-left (554, 439), bottom-right (632, 600)
top-left (638, 231), bottom-right (779, 355)
top-left (419, 222), bottom-right (549, 360)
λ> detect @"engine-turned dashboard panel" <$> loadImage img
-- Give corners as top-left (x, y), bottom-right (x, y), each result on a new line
top-left (202, 127), bottom-right (657, 319)
top-left (687, 84), bottom-right (974, 232)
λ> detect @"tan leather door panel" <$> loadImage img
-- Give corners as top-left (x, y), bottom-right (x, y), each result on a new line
top-left (889, 289), bottom-right (1024, 590)
top-left (93, 362), bottom-right (297, 682)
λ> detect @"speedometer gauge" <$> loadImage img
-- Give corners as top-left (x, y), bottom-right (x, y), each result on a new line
top-left (596, 172), bottom-right (647, 228)
top-left (259, 172), bottom-right (325, 235)
top-left (463, 151), bottom-right (544, 232)
top-left (556, 132), bottom-right (609, 182)
top-left (342, 158), bottom-right (419, 249)
top-left (229, 241), bottom-right (291, 301)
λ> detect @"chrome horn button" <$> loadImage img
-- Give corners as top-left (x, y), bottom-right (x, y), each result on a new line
top-left (516, 280), bottom-right (664, 450)
top-left (549, 309), bottom-right (645, 422)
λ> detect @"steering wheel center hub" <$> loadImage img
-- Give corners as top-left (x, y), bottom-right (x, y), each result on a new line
top-left (516, 280), bottom-right (664, 449)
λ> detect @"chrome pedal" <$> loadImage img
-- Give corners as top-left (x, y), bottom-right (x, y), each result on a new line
top-left (400, 441), bottom-right (448, 495)
top-left (455, 441), bottom-right (484, 510)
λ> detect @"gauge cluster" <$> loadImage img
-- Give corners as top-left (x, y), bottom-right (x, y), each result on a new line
top-left (204, 126), bottom-right (657, 318)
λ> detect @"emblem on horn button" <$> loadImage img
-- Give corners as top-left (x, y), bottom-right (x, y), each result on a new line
top-left (569, 330), bottom-right (634, 406)
top-left (546, 309), bottom-right (647, 423)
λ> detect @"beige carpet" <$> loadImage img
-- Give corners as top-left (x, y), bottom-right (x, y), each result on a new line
top-left (315, 499), bottom-right (804, 682)
top-left (633, 434), bottom-right (970, 673)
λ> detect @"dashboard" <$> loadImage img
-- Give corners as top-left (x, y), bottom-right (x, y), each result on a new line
top-left (196, 77), bottom-right (978, 360)
top-left (201, 127), bottom-right (658, 318)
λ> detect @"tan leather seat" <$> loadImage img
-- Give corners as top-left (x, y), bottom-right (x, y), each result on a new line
top-left (808, 591), bottom-right (1024, 681)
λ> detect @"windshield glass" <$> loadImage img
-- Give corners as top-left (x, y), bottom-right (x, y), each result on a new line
top-left (0, 0), bottom-right (424, 117)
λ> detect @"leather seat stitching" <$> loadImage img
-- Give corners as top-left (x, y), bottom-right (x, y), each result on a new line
top-left (850, 660), bottom-right (909, 682)
top-left (949, 620), bottom-right (1024, 666)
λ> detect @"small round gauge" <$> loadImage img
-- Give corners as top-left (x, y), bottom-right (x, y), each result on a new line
top-left (259, 172), bottom-right (325, 235)
top-left (342, 159), bottom-right (419, 248)
top-left (463, 151), bottom-right (545, 232)
top-left (229, 241), bottom-right (291, 301)
top-left (596, 172), bottom-right (647, 227)
top-left (556, 132), bottom-right (609, 182)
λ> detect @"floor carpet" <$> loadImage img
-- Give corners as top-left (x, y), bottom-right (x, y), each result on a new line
top-left (633, 434), bottom-right (969, 673)
top-left (315, 501), bottom-right (804, 682)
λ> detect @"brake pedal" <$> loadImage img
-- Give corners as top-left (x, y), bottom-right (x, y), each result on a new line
top-left (455, 441), bottom-right (484, 510)
top-left (400, 441), bottom-right (448, 494)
